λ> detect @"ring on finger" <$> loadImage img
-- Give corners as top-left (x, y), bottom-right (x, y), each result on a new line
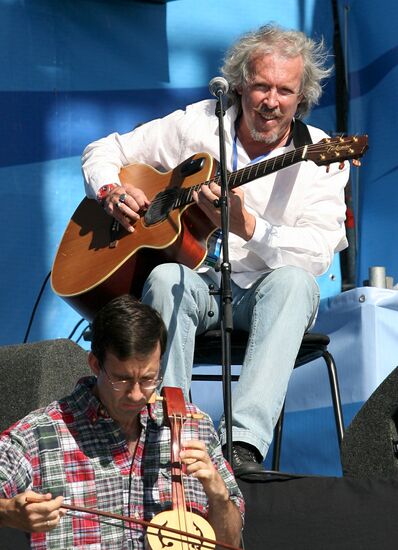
top-left (119, 193), bottom-right (126, 204)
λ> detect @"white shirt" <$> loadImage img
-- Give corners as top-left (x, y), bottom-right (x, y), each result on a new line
top-left (82, 99), bottom-right (349, 288)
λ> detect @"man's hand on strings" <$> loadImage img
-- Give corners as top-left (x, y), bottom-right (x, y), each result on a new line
top-left (103, 184), bottom-right (150, 233)
top-left (0, 490), bottom-right (65, 533)
top-left (193, 182), bottom-right (256, 241)
top-left (180, 440), bottom-right (230, 505)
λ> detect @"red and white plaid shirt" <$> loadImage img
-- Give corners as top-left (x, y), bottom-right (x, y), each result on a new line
top-left (0, 376), bottom-right (244, 549)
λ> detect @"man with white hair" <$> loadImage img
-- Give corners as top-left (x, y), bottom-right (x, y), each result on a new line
top-left (82, 24), bottom-right (349, 475)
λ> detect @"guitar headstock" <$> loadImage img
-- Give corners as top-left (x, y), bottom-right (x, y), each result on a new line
top-left (306, 135), bottom-right (369, 167)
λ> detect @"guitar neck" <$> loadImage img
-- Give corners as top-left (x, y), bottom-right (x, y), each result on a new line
top-left (143, 135), bottom-right (367, 225)
top-left (226, 144), bottom-right (306, 190)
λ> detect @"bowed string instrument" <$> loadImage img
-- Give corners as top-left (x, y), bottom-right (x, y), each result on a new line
top-left (147, 386), bottom-right (219, 550)
top-left (27, 386), bottom-right (242, 550)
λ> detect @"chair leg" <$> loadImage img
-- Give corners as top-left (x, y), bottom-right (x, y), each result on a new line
top-left (323, 350), bottom-right (345, 447)
top-left (271, 402), bottom-right (285, 470)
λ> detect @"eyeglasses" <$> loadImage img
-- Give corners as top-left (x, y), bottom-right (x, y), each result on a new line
top-left (102, 366), bottom-right (162, 392)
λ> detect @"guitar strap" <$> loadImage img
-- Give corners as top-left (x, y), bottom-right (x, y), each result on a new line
top-left (292, 118), bottom-right (313, 147)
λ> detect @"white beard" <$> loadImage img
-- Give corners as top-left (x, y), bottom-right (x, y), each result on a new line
top-left (249, 127), bottom-right (281, 145)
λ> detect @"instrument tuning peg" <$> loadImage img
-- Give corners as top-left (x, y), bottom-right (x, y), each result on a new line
top-left (148, 393), bottom-right (164, 404)
top-left (187, 413), bottom-right (204, 419)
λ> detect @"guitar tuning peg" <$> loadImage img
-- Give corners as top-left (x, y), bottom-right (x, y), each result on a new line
top-left (186, 413), bottom-right (204, 419)
top-left (352, 159), bottom-right (362, 167)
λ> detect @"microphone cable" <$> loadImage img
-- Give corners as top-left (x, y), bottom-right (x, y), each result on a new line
top-left (23, 270), bottom-right (51, 343)
top-left (23, 270), bottom-right (87, 344)
top-left (68, 318), bottom-right (86, 340)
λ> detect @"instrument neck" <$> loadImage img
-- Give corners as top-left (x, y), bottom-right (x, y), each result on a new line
top-left (170, 415), bottom-right (187, 511)
top-left (161, 387), bottom-right (189, 511)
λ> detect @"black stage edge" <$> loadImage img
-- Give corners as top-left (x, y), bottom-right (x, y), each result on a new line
top-left (238, 474), bottom-right (398, 549)
top-left (3, 475), bottom-right (398, 548)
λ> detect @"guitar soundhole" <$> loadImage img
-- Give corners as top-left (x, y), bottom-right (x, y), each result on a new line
top-left (144, 188), bottom-right (181, 226)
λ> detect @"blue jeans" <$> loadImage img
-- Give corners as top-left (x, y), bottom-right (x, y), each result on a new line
top-left (142, 263), bottom-right (319, 458)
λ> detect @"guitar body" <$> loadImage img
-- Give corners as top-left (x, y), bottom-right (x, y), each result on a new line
top-left (51, 136), bottom-right (368, 321)
top-left (51, 153), bottom-right (218, 321)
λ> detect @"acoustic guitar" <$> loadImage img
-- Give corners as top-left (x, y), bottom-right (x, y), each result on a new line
top-left (51, 135), bottom-right (368, 320)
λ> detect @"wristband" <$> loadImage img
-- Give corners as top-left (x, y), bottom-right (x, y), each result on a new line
top-left (96, 184), bottom-right (117, 204)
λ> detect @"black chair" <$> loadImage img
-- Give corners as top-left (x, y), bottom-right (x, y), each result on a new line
top-left (192, 330), bottom-right (345, 471)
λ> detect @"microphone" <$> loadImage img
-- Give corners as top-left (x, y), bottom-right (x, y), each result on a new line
top-left (208, 76), bottom-right (229, 97)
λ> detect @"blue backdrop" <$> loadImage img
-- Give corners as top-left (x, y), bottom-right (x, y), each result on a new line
top-left (0, 0), bottom-right (344, 346)
top-left (338, 1), bottom-right (398, 288)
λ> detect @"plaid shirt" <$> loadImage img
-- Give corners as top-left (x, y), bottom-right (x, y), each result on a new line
top-left (0, 377), bottom-right (244, 549)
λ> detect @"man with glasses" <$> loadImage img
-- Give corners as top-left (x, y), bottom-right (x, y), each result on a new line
top-left (0, 295), bottom-right (243, 549)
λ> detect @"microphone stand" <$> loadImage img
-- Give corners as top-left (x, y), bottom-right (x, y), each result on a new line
top-left (212, 89), bottom-right (234, 465)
